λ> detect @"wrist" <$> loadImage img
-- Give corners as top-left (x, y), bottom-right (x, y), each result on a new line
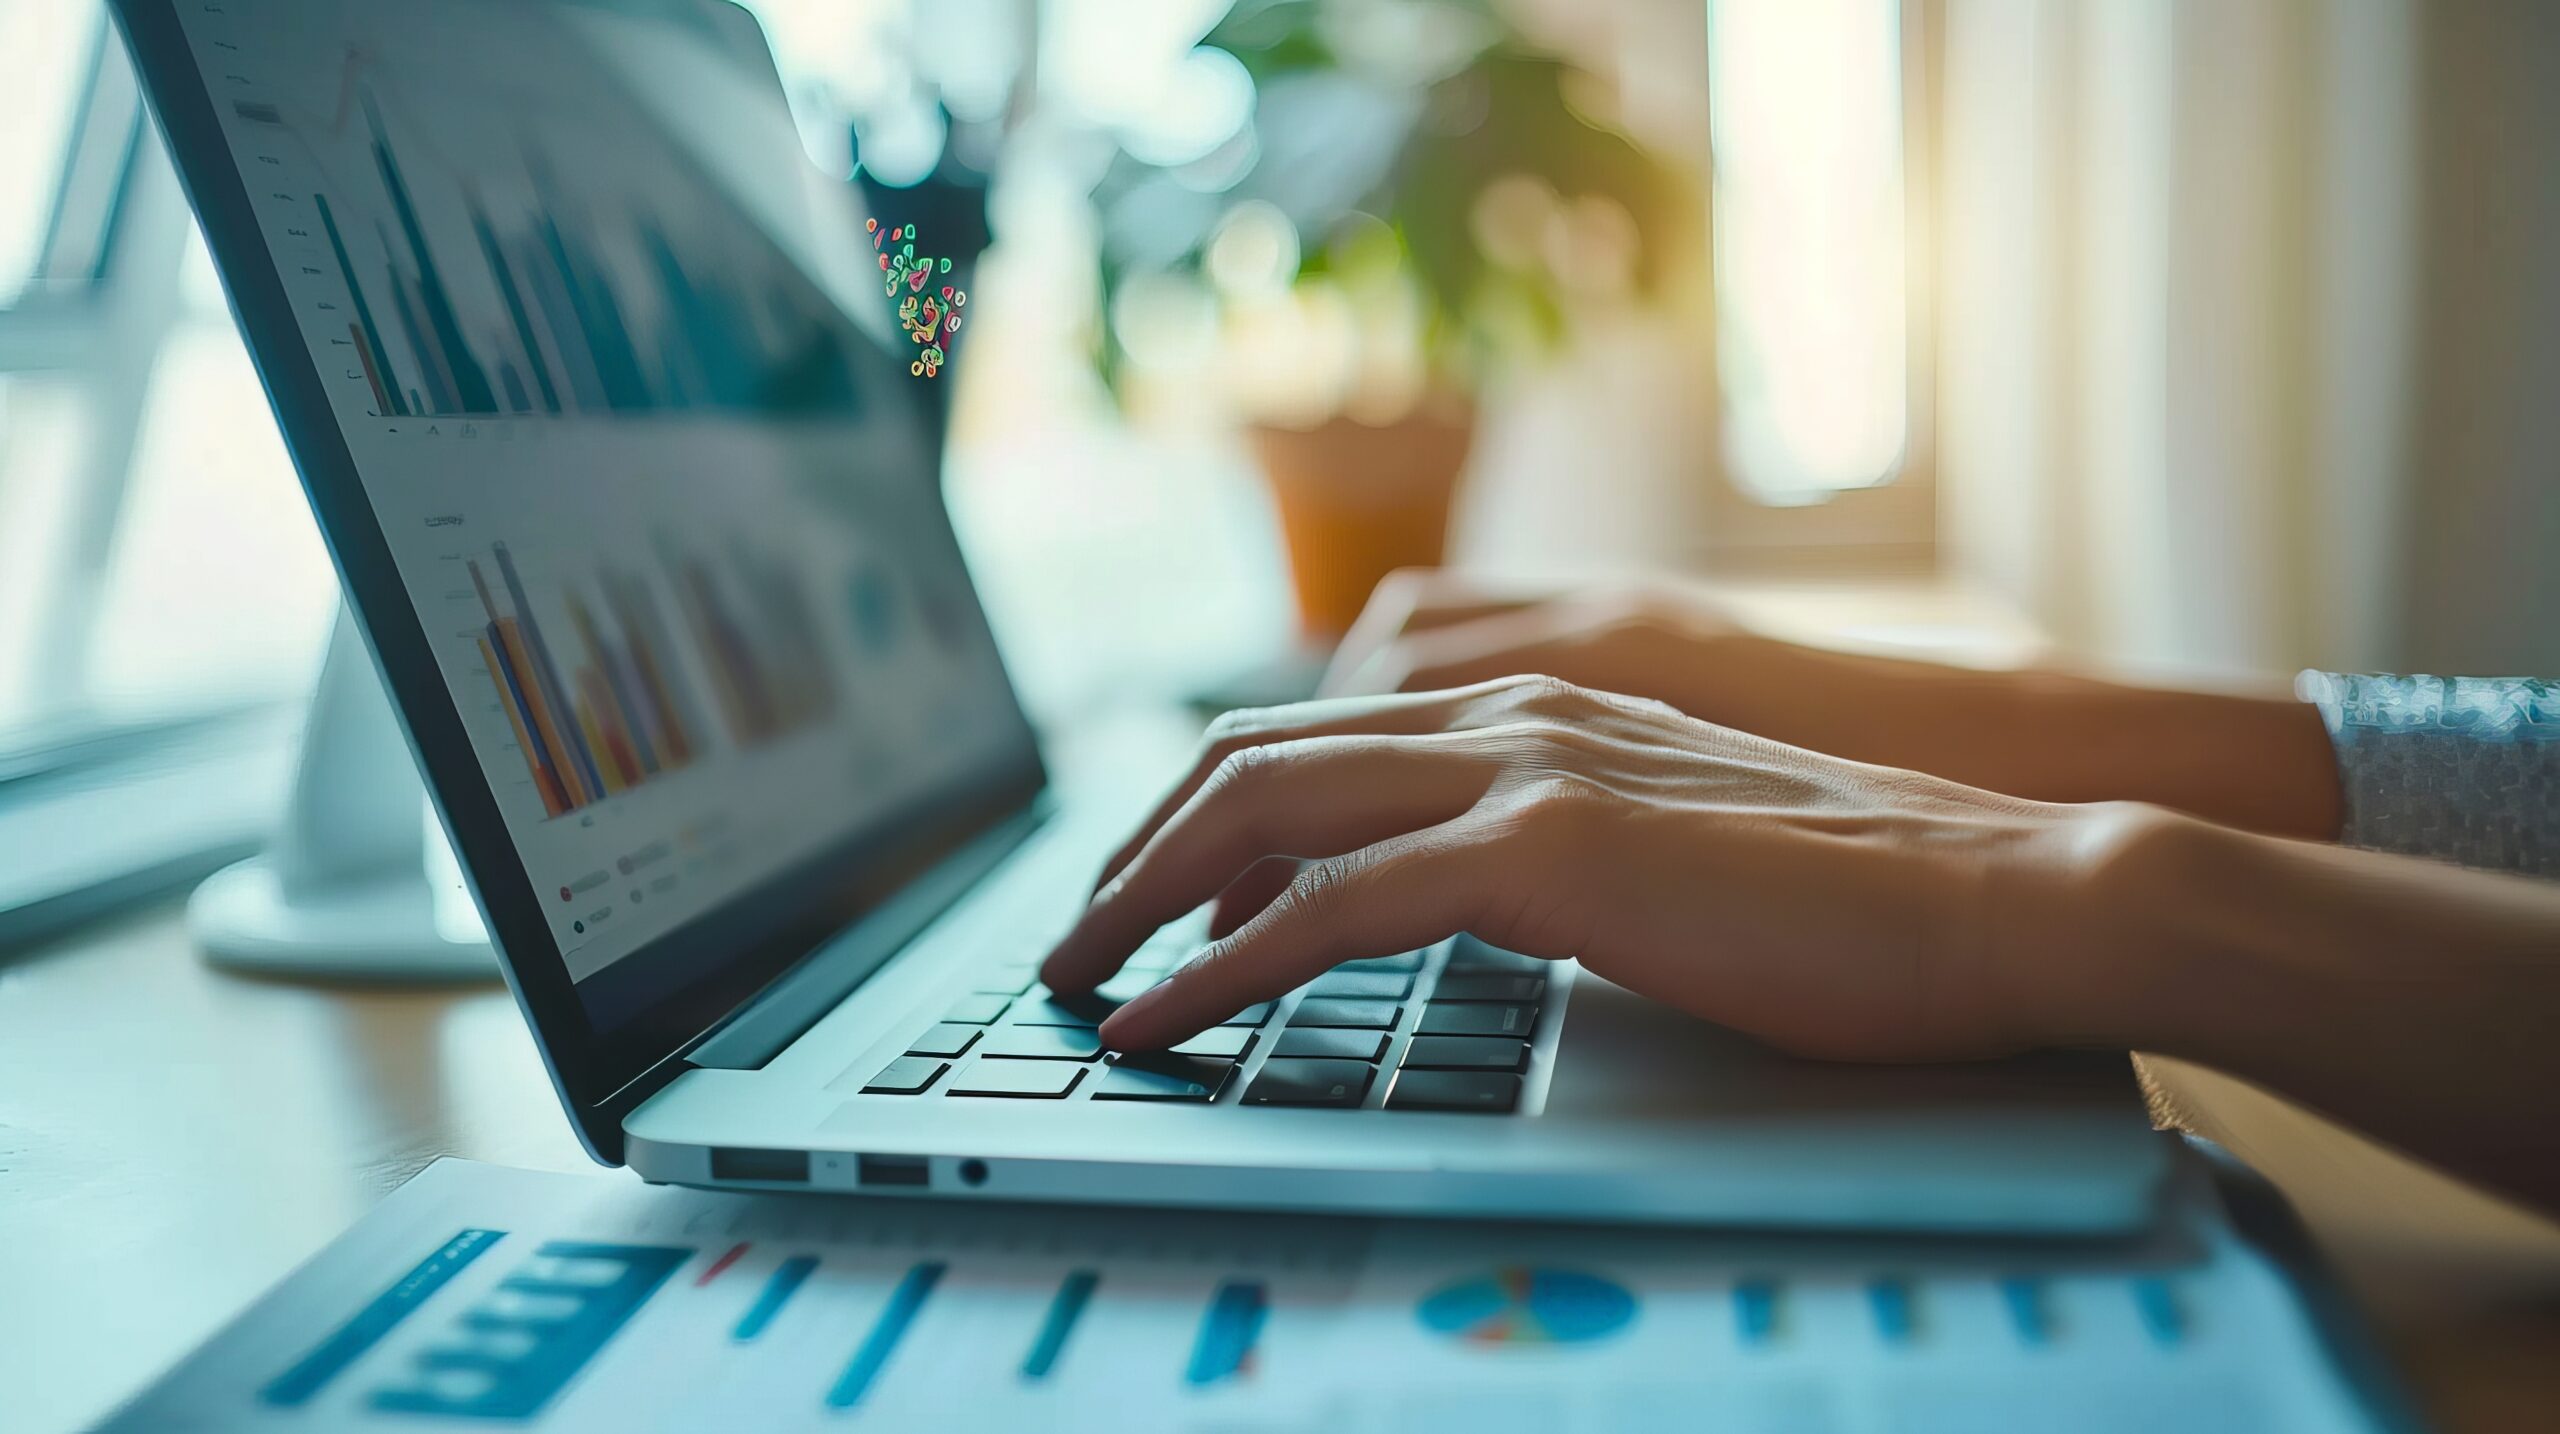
top-left (1984, 801), bottom-right (2226, 1052)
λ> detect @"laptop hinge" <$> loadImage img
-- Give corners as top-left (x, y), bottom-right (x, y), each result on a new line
top-left (682, 804), bottom-right (1049, 1071)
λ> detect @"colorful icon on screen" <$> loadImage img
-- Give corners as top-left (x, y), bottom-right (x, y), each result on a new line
top-left (1416, 1266), bottom-right (1637, 1346)
top-left (866, 219), bottom-right (966, 377)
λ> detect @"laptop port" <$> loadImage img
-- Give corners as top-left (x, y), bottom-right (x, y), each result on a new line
top-left (709, 1147), bottom-right (809, 1183)
top-left (856, 1154), bottom-right (931, 1188)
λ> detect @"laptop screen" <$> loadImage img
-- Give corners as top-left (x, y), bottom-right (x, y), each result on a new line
top-left (146, 1), bottom-right (1040, 1034)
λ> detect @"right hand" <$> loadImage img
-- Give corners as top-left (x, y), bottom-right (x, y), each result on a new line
top-left (1040, 675), bottom-right (2121, 1062)
top-left (1193, 572), bottom-right (1761, 940)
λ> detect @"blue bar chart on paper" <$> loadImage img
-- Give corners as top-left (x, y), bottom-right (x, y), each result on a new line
top-left (99, 1161), bottom-right (2394, 1433)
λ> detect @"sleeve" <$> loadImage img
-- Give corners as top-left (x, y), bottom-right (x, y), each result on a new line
top-left (2295, 672), bottom-right (2560, 878)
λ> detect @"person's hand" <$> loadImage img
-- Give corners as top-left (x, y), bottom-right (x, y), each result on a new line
top-left (1040, 676), bottom-right (2133, 1061)
top-left (1322, 568), bottom-right (2348, 842)
top-left (1322, 569), bottom-right (1742, 710)
top-left (1179, 572), bottom-right (1751, 939)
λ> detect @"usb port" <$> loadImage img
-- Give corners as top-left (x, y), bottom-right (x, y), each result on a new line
top-left (856, 1154), bottom-right (931, 1188)
top-left (709, 1147), bottom-right (809, 1183)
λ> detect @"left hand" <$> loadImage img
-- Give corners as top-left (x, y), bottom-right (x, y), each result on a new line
top-left (1040, 676), bottom-right (2126, 1060)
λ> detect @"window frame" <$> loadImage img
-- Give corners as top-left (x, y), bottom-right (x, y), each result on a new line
top-left (0, 8), bottom-right (235, 747)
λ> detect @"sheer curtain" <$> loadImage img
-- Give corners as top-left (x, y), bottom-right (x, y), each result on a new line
top-left (1933, 0), bottom-right (2560, 682)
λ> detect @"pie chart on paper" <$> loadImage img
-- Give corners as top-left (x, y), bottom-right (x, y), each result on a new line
top-left (1416, 1267), bottom-right (1638, 1347)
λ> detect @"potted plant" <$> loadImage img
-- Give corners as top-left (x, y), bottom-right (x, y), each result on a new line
top-left (1089, 0), bottom-right (1694, 638)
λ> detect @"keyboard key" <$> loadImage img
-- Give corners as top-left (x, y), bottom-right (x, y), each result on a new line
top-left (949, 1059), bottom-right (1085, 1098)
top-left (1096, 973), bottom-right (1162, 1003)
top-left (1433, 974), bottom-right (1545, 1003)
top-left (942, 994), bottom-right (1011, 1025)
top-left (1170, 1028), bottom-right (1257, 1060)
top-left (1094, 1054), bottom-right (1235, 1103)
top-left (1286, 998), bottom-right (1402, 1030)
top-left (1015, 993), bottom-right (1114, 1027)
top-left (1401, 1036), bottom-right (1530, 1072)
top-left (1386, 1070), bottom-right (1522, 1113)
top-left (1220, 1002), bottom-right (1276, 1028)
top-left (974, 972), bottom-right (1038, 996)
top-left (1418, 1002), bottom-right (1538, 1037)
top-left (1311, 970), bottom-right (1414, 1000)
top-left (1445, 935), bottom-right (1546, 973)
top-left (1243, 1060), bottom-right (1374, 1107)
top-left (862, 1056), bottom-right (948, 1094)
top-left (1273, 1029), bottom-right (1389, 1061)
top-left (1333, 952), bottom-right (1425, 974)
top-left (980, 1026), bottom-right (1104, 1060)
top-left (907, 1024), bottom-right (982, 1059)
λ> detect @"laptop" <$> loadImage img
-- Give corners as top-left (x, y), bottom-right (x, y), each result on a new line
top-left (119, 0), bottom-right (2169, 1231)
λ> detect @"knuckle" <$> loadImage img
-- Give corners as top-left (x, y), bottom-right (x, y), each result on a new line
top-left (1479, 672), bottom-right (1582, 717)
top-left (1511, 772), bottom-right (1613, 831)
top-left (1201, 706), bottom-right (1271, 745)
top-left (1203, 741), bottom-right (1286, 796)
top-left (1599, 686), bottom-right (1684, 721)
top-left (1286, 855), bottom-right (1356, 917)
top-left (1369, 567), bottom-right (1436, 614)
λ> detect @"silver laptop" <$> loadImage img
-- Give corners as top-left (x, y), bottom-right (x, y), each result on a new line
top-left (123, 0), bottom-right (2168, 1232)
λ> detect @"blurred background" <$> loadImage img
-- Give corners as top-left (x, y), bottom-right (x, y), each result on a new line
top-left (1, 0), bottom-right (2556, 937)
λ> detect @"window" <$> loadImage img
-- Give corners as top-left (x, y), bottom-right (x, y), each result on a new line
top-left (1709, 0), bottom-right (1910, 502)
top-left (1700, 0), bottom-right (1935, 562)
top-left (0, 5), bottom-right (333, 945)
top-left (0, 4), bottom-right (335, 749)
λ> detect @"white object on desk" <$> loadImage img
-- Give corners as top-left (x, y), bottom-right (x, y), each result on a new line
top-left (188, 609), bottom-right (496, 982)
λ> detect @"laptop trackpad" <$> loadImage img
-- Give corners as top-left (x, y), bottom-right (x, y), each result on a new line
top-left (1542, 973), bottom-right (2142, 1122)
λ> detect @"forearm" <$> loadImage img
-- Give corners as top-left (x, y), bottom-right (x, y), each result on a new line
top-left (2021, 808), bottom-right (2560, 1211)
top-left (1699, 637), bottom-right (2343, 838)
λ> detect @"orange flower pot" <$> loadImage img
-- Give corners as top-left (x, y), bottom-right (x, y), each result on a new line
top-left (1250, 403), bottom-right (1475, 640)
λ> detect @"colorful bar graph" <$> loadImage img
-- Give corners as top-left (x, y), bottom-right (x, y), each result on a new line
top-left (468, 533), bottom-right (834, 818)
top-left (1184, 1280), bottom-right (1267, 1387)
top-left (260, 1229), bottom-right (505, 1407)
top-left (827, 1262), bottom-right (944, 1410)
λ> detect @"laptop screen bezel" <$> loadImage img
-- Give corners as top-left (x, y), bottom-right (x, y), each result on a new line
top-left (110, 0), bottom-right (1047, 1161)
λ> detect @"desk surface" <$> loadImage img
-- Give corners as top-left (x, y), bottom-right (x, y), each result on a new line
top-left (6, 898), bottom-right (2560, 1433)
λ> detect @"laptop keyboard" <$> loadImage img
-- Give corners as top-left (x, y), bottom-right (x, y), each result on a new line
top-left (852, 932), bottom-right (1559, 1115)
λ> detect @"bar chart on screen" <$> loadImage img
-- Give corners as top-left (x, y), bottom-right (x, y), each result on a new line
top-left (189, 1), bottom-right (874, 428)
top-left (452, 532), bottom-right (840, 820)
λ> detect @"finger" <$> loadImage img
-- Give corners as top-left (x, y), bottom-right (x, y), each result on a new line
top-left (1099, 824), bottom-right (1493, 1050)
top-left (1208, 857), bottom-right (1299, 939)
top-left (1087, 685), bottom-right (1498, 896)
top-left (1046, 735), bottom-right (1492, 995)
top-left (1326, 598), bottom-right (1541, 697)
top-left (1320, 569), bottom-right (1533, 697)
top-left (1378, 607), bottom-right (1598, 695)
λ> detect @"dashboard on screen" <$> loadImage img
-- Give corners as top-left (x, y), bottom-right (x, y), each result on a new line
top-left (160, 0), bottom-right (1037, 996)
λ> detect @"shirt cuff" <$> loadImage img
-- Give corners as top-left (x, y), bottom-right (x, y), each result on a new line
top-left (2295, 671), bottom-right (2560, 878)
